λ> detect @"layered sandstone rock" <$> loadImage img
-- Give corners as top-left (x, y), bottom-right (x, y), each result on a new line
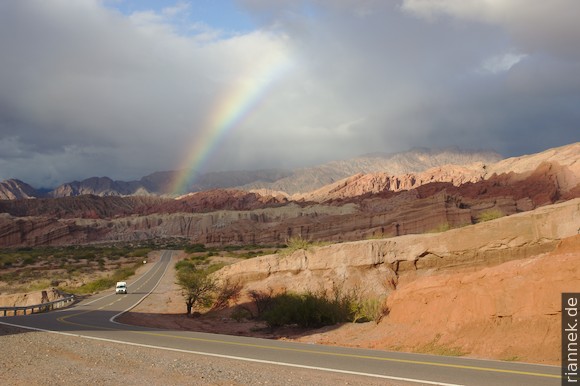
top-left (295, 142), bottom-right (580, 203)
top-left (292, 235), bottom-right (580, 364)
top-left (215, 198), bottom-right (580, 297)
top-left (0, 143), bottom-right (577, 248)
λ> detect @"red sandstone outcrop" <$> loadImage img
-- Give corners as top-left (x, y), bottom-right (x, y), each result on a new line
top-left (213, 200), bottom-right (579, 364)
top-left (215, 198), bottom-right (580, 296)
top-left (296, 142), bottom-right (579, 203)
top-left (0, 164), bottom-right (577, 247)
top-left (290, 235), bottom-right (580, 364)
top-left (0, 143), bottom-right (578, 248)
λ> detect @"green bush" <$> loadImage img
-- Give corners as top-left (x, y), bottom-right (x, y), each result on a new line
top-left (255, 288), bottom-right (385, 328)
top-left (231, 306), bottom-right (253, 322)
top-left (285, 236), bottom-right (312, 252)
top-left (191, 255), bottom-right (209, 262)
top-left (429, 223), bottom-right (451, 233)
top-left (128, 248), bottom-right (152, 258)
top-left (350, 298), bottom-right (386, 323)
top-left (175, 259), bottom-right (197, 272)
top-left (476, 209), bottom-right (504, 223)
top-left (184, 243), bottom-right (207, 253)
top-left (69, 264), bottom-right (138, 295)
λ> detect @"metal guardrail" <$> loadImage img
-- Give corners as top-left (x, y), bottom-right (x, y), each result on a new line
top-left (0, 295), bottom-right (76, 317)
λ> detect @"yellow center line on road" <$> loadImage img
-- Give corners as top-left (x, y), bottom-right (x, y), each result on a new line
top-left (55, 314), bottom-right (559, 380)
top-left (57, 297), bottom-right (125, 325)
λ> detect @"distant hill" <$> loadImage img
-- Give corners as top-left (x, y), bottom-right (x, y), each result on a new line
top-left (240, 148), bottom-right (503, 194)
top-left (0, 179), bottom-right (38, 200)
top-left (0, 142), bottom-right (578, 248)
top-left (0, 147), bottom-right (501, 199)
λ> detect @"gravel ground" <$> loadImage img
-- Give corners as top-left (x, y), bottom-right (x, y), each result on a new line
top-left (0, 324), bottom-right (420, 386)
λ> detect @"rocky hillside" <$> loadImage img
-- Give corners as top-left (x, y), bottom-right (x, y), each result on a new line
top-left (49, 169), bottom-right (291, 198)
top-left (0, 143), bottom-right (577, 248)
top-left (214, 199), bottom-right (580, 364)
top-left (0, 179), bottom-right (38, 200)
top-left (293, 142), bottom-right (579, 202)
top-left (241, 147), bottom-right (502, 194)
top-left (0, 147), bottom-right (500, 198)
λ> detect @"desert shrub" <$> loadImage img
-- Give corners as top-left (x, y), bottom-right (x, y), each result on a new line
top-left (205, 263), bottom-right (225, 274)
top-left (175, 259), bottom-right (197, 272)
top-left (280, 236), bottom-right (329, 256)
top-left (285, 236), bottom-right (312, 251)
top-left (261, 293), bottom-right (303, 327)
top-left (175, 260), bottom-right (238, 315)
top-left (262, 292), bottom-right (351, 328)
top-left (76, 277), bottom-right (116, 294)
top-left (184, 243), bottom-right (207, 253)
top-left (128, 248), bottom-right (152, 258)
top-left (191, 254), bottom-right (209, 263)
top-left (350, 297), bottom-right (388, 324)
top-left (476, 209), bottom-right (504, 223)
top-left (69, 263), bottom-right (139, 295)
top-left (248, 288), bottom-right (276, 316)
top-left (237, 250), bottom-right (263, 259)
top-left (429, 223), bottom-right (451, 233)
top-left (231, 307), bottom-right (253, 322)
top-left (254, 285), bottom-right (388, 328)
top-left (212, 278), bottom-right (243, 310)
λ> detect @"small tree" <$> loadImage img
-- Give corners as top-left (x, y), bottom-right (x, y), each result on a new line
top-left (176, 268), bottom-right (217, 316)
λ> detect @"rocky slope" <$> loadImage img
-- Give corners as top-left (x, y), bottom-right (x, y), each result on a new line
top-left (116, 198), bottom-right (579, 365)
top-left (294, 142), bottom-right (579, 202)
top-left (0, 147), bottom-right (500, 198)
top-left (215, 198), bottom-right (580, 297)
top-left (0, 143), bottom-right (577, 248)
top-left (0, 179), bottom-right (38, 200)
top-left (213, 199), bottom-right (580, 364)
top-left (241, 147), bottom-right (502, 194)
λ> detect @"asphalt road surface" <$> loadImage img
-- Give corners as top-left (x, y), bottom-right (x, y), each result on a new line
top-left (0, 250), bottom-right (561, 386)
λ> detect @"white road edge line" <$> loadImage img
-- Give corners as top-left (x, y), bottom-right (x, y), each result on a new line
top-left (0, 319), bottom-right (462, 386)
top-left (56, 251), bottom-right (170, 311)
top-left (109, 250), bottom-right (173, 325)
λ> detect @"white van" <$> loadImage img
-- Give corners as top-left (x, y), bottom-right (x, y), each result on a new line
top-left (115, 281), bottom-right (127, 294)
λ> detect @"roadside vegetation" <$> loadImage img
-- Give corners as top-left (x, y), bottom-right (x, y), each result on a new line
top-left (174, 255), bottom-right (242, 316)
top-left (475, 208), bottom-right (505, 223)
top-left (239, 285), bottom-right (388, 328)
top-left (280, 236), bottom-right (329, 256)
top-left (0, 244), bottom-right (152, 294)
top-left (184, 242), bottom-right (283, 259)
top-left (0, 240), bottom-right (279, 296)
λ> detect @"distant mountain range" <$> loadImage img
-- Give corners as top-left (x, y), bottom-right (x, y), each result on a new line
top-left (1, 142), bottom-right (578, 248)
top-left (0, 147), bottom-right (502, 200)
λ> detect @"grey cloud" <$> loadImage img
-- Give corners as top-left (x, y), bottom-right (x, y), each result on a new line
top-left (0, 0), bottom-right (578, 187)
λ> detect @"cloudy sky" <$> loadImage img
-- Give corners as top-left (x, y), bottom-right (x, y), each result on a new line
top-left (1, 0), bottom-right (579, 188)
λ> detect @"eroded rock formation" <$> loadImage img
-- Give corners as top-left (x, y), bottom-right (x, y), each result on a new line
top-left (0, 143), bottom-right (578, 248)
top-left (215, 198), bottom-right (580, 297)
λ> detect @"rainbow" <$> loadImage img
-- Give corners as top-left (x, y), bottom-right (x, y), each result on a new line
top-left (169, 48), bottom-right (292, 196)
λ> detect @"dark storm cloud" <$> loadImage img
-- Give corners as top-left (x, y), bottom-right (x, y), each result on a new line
top-left (0, 0), bottom-right (578, 187)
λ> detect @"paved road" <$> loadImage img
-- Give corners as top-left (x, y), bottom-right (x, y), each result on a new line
top-left (1, 250), bottom-right (560, 386)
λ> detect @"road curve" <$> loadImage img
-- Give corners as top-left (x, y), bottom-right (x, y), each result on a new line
top-left (0, 250), bottom-right (560, 386)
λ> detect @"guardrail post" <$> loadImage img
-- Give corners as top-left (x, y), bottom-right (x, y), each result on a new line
top-left (1, 294), bottom-right (76, 317)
